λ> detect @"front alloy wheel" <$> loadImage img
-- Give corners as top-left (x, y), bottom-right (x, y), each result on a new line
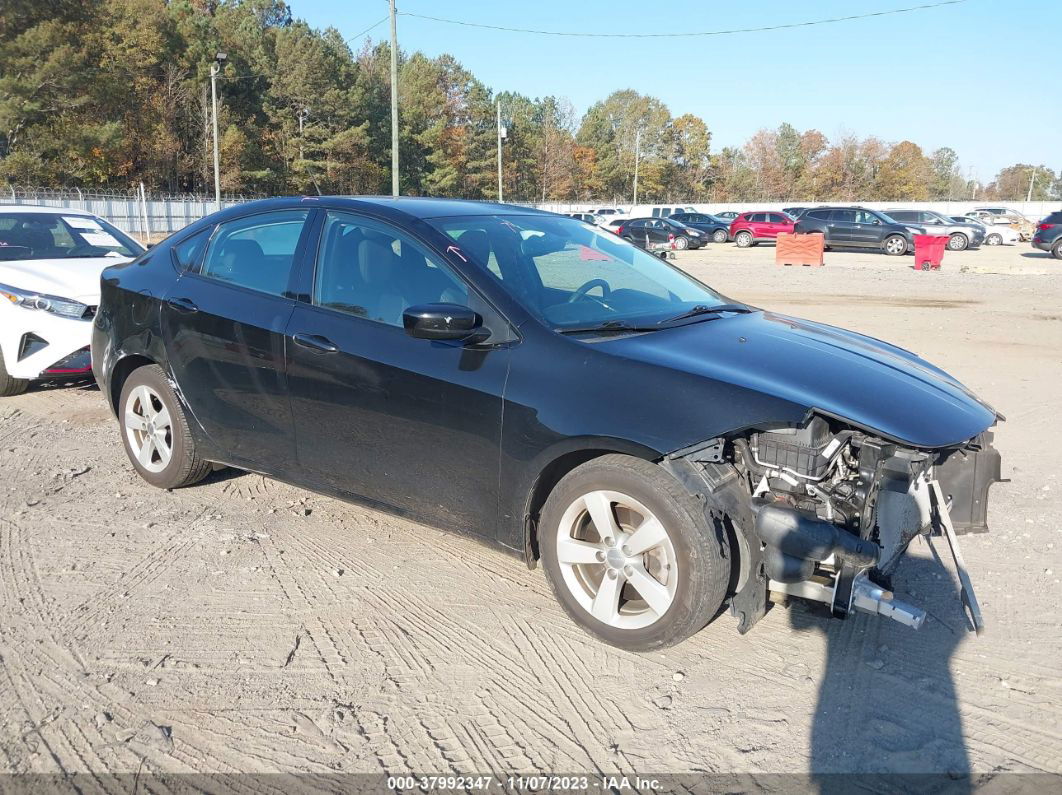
top-left (555, 490), bottom-right (678, 630)
top-left (884, 234), bottom-right (908, 255)
top-left (712, 229), bottom-right (727, 243)
top-left (947, 233), bottom-right (969, 251)
top-left (735, 231), bottom-right (753, 248)
top-left (673, 236), bottom-right (689, 250)
top-left (540, 455), bottom-right (730, 650)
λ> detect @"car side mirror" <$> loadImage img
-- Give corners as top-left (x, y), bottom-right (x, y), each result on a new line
top-left (403, 303), bottom-right (486, 342)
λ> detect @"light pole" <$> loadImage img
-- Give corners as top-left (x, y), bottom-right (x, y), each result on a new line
top-left (209, 51), bottom-right (227, 212)
top-left (632, 128), bottom-right (641, 206)
top-left (389, 0), bottom-right (399, 196)
top-left (297, 107), bottom-right (310, 161)
top-left (496, 100), bottom-right (506, 203)
top-left (1026, 166), bottom-right (1038, 202)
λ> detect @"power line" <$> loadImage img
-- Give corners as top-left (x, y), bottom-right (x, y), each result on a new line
top-left (347, 16), bottom-right (388, 44)
top-left (398, 1), bottom-right (968, 39)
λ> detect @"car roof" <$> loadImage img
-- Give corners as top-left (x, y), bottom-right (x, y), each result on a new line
top-left (215, 196), bottom-right (557, 223)
top-left (0, 204), bottom-right (95, 216)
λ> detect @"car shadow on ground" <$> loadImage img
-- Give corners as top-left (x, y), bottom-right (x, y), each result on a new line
top-left (1019, 252), bottom-right (1055, 259)
top-left (788, 542), bottom-right (973, 791)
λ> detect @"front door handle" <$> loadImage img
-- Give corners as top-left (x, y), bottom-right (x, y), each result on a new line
top-left (167, 296), bottom-right (198, 313)
top-left (292, 332), bottom-right (338, 353)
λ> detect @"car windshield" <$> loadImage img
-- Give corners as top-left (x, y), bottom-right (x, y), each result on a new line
top-left (429, 214), bottom-right (728, 331)
top-left (875, 211), bottom-right (900, 224)
top-left (0, 212), bottom-right (144, 261)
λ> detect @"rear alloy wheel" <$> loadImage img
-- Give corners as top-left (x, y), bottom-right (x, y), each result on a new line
top-left (947, 232), bottom-right (969, 251)
top-left (985, 233), bottom-right (1002, 246)
top-left (120, 364), bottom-right (211, 489)
top-left (673, 235), bottom-right (689, 250)
top-left (540, 455), bottom-right (730, 651)
top-left (712, 229), bottom-right (728, 243)
top-left (0, 347), bottom-right (30, 397)
top-left (1052, 241), bottom-right (1062, 260)
top-left (735, 231), bottom-right (753, 248)
top-left (883, 234), bottom-right (908, 256)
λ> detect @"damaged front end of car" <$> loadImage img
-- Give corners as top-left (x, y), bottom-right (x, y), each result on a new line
top-left (663, 412), bottom-right (1003, 635)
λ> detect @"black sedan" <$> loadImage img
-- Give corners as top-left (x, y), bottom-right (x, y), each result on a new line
top-left (614, 217), bottom-right (707, 250)
top-left (92, 197), bottom-right (1002, 650)
top-left (668, 212), bottom-right (732, 243)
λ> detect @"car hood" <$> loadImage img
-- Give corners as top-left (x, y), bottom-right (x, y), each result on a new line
top-left (602, 311), bottom-right (997, 448)
top-left (0, 256), bottom-right (127, 303)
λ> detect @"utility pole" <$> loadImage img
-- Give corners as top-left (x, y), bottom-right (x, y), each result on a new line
top-left (209, 52), bottom-right (226, 212)
top-left (297, 107), bottom-right (310, 161)
top-left (497, 100), bottom-right (504, 203)
top-left (389, 0), bottom-right (399, 196)
top-left (632, 128), bottom-right (641, 206)
top-left (1026, 166), bottom-right (1038, 202)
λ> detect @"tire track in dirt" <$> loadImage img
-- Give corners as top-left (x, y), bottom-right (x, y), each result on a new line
top-left (61, 515), bottom-right (208, 638)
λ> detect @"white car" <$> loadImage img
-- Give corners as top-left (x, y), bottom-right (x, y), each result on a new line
top-left (0, 206), bottom-right (145, 396)
top-left (959, 215), bottom-right (1020, 245)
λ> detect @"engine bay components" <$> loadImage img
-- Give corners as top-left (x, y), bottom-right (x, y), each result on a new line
top-left (666, 412), bottom-right (1001, 634)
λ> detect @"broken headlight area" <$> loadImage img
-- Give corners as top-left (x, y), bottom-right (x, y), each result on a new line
top-left (664, 414), bottom-right (1002, 635)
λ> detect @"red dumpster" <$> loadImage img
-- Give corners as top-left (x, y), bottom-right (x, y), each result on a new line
top-left (913, 234), bottom-right (947, 270)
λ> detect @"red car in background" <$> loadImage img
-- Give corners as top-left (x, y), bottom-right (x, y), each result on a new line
top-left (729, 211), bottom-right (796, 247)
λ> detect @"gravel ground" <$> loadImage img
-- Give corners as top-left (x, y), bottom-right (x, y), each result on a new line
top-left (1, 241), bottom-right (1060, 784)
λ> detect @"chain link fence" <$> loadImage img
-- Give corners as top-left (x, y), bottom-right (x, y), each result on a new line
top-left (1, 185), bottom-right (265, 241)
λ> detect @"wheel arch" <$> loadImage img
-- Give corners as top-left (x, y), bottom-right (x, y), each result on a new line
top-left (520, 437), bottom-right (663, 569)
top-left (107, 353), bottom-right (158, 415)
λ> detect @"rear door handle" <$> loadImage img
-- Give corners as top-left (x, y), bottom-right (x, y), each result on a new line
top-left (292, 332), bottom-right (338, 353)
top-left (166, 296), bottom-right (198, 313)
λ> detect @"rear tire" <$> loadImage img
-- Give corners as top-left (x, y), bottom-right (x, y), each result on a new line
top-left (539, 455), bottom-right (730, 651)
top-left (712, 229), bottom-right (727, 243)
top-left (985, 233), bottom-right (1002, 246)
top-left (947, 233), bottom-right (969, 251)
top-left (0, 348), bottom-right (30, 397)
top-left (735, 231), bottom-right (753, 248)
top-left (1052, 241), bottom-right (1062, 260)
top-left (119, 364), bottom-right (211, 489)
top-left (883, 234), bottom-right (908, 256)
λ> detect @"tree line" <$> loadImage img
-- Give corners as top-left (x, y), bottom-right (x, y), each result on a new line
top-left (2, 0), bottom-right (1059, 203)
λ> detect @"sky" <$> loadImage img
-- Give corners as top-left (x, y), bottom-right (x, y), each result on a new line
top-left (291, 0), bottom-right (1060, 184)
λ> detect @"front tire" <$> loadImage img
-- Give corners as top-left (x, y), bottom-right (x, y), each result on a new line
top-left (0, 348), bottom-right (30, 397)
top-left (119, 364), bottom-right (211, 489)
top-left (883, 234), bottom-right (908, 256)
top-left (735, 231), bottom-right (753, 248)
top-left (712, 229), bottom-right (727, 243)
top-left (947, 233), bottom-right (969, 251)
top-left (985, 233), bottom-right (1002, 246)
top-left (539, 455), bottom-right (730, 651)
top-left (673, 236), bottom-right (689, 250)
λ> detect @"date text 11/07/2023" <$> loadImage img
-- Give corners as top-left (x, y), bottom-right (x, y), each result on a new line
top-left (386, 775), bottom-right (662, 791)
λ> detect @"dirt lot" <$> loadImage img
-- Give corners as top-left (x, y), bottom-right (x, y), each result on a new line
top-left (1, 241), bottom-right (1061, 784)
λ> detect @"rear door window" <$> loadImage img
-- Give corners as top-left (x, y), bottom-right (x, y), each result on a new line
top-left (831, 209), bottom-right (857, 223)
top-left (199, 210), bottom-right (309, 297)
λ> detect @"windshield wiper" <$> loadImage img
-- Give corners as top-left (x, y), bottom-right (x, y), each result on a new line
top-left (557, 319), bottom-right (660, 336)
top-left (657, 303), bottom-right (753, 325)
